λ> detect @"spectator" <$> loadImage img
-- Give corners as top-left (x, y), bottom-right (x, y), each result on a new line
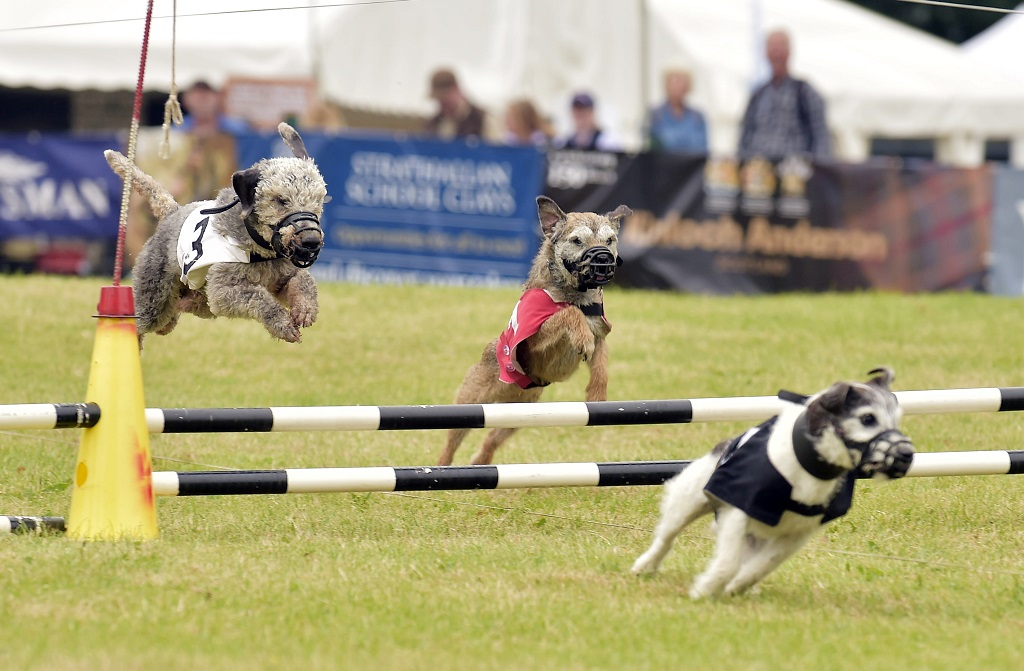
top-left (179, 81), bottom-right (249, 138)
top-left (647, 68), bottom-right (708, 153)
top-left (503, 99), bottom-right (554, 148)
top-left (557, 92), bottom-right (622, 152)
top-left (738, 29), bottom-right (831, 160)
top-left (424, 68), bottom-right (499, 141)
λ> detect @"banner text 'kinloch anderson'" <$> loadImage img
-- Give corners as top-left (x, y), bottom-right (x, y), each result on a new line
top-left (622, 211), bottom-right (888, 262)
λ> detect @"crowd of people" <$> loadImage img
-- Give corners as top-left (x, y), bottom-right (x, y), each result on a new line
top-left (417, 27), bottom-right (830, 161)
top-left (175, 27), bottom-right (828, 163)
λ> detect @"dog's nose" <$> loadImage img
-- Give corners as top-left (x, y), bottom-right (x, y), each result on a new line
top-left (301, 237), bottom-right (323, 250)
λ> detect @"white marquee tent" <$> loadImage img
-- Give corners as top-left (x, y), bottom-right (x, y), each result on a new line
top-left (962, 4), bottom-right (1024, 86)
top-left (5, 0), bottom-right (1024, 166)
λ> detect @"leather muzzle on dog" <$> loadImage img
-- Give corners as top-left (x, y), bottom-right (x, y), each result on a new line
top-left (562, 246), bottom-right (623, 291)
top-left (243, 209), bottom-right (323, 268)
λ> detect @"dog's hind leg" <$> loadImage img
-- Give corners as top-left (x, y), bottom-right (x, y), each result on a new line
top-left (723, 534), bottom-right (812, 596)
top-left (689, 506), bottom-right (748, 599)
top-left (439, 428), bottom-right (470, 466)
top-left (469, 427), bottom-right (518, 465)
top-left (632, 460), bottom-right (714, 575)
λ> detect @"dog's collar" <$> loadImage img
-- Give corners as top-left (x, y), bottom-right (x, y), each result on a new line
top-left (778, 389), bottom-right (809, 405)
top-left (577, 302), bottom-right (604, 318)
top-left (243, 212), bottom-right (279, 254)
top-left (200, 199), bottom-right (279, 256)
top-left (792, 411), bottom-right (848, 481)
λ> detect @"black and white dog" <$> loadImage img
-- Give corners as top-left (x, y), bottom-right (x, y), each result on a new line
top-left (632, 367), bottom-right (914, 599)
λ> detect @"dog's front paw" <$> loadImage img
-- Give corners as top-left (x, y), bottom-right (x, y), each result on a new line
top-left (688, 574), bottom-right (722, 600)
top-left (266, 315), bottom-right (302, 343)
top-left (291, 302), bottom-right (318, 329)
top-left (573, 335), bottom-right (596, 362)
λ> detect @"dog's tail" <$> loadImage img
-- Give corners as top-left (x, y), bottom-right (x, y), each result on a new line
top-left (103, 150), bottom-right (180, 220)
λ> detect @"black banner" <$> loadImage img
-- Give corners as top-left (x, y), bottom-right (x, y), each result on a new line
top-left (544, 150), bottom-right (989, 294)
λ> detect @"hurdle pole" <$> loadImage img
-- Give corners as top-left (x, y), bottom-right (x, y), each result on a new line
top-left (3, 386), bottom-right (1023, 433)
top-left (1, 516), bottom-right (66, 533)
top-left (0, 404), bottom-right (100, 430)
top-left (150, 450), bottom-right (1024, 497)
top-left (145, 386), bottom-right (1024, 433)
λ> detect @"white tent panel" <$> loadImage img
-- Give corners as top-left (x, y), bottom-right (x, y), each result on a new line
top-left (1, 1), bottom-right (318, 90)
top-left (315, 0), bottom-right (644, 146)
top-left (962, 3), bottom-right (1024, 87)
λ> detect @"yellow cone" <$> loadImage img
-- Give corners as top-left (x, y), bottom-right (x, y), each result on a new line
top-left (67, 286), bottom-right (158, 540)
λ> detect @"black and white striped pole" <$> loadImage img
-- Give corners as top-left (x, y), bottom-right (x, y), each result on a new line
top-left (3, 386), bottom-right (1023, 433)
top-left (150, 450), bottom-right (1024, 497)
top-left (1, 516), bottom-right (66, 533)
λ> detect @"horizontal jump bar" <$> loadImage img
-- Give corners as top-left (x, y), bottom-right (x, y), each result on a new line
top-left (4, 387), bottom-right (1024, 433)
top-left (151, 450), bottom-right (1024, 497)
top-left (0, 403), bottom-right (100, 430)
top-left (1, 516), bottom-right (66, 533)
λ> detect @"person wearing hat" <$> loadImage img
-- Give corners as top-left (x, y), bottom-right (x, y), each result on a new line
top-left (424, 68), bottom-right (499, 141)
top-left (557, 92), bottom-right (622, 152)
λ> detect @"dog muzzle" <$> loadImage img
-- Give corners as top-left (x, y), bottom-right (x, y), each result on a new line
top-left (855, 430), bottom-right (915, 479)
top-left (562, 246), bottom-right (623, 291)
top-left (246, 211), bottom-right (324, 268)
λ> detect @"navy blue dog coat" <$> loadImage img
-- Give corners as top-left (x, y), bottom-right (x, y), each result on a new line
top-left (703, 417), bottom-right (855, 527)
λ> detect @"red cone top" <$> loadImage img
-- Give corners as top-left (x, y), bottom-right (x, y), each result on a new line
top-left (96, 286), bottom-right (136, 318)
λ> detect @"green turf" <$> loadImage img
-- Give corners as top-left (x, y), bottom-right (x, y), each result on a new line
top-left (1, 275), bottom-right (1023, 670)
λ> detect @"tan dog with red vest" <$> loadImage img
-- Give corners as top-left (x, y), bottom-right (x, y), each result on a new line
top-left (437, 196), bottom-right (631, 466)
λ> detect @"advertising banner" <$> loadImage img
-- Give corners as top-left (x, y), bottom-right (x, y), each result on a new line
top-left (0, 133), bottom-right (122, 240)
top-left (240, 133), bottom-right (547, 286)
top-left (545, 150), bottom-right (990, 294)
top-left (990, 166), bottom-right (1024, 296)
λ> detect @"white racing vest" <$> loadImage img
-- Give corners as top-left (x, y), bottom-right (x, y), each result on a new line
top-left (176, 202), bottom-right (252, 290)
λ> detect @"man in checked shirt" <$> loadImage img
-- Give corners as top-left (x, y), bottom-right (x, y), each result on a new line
top-left (738, 29), bottom-right (832, 161)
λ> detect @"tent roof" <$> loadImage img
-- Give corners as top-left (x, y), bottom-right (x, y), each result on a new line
top-left (962, 3), bottom-right (1024, 86)
top-left (0, 1), bottom-right (326, 91)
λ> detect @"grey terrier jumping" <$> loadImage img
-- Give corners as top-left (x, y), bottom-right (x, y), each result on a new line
top-left (105, 122), bottom-right (328, 347)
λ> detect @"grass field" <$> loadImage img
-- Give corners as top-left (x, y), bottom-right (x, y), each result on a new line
top-left (1, 275), bottom-right (1023, 670)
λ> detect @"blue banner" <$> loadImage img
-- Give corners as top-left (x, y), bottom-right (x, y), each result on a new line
top-left (990, 166), bottom-right (1024, 296)
top-left (241, 133), bottom-right (547, 286)
top-left (0, 134), bottom-right (122, 240)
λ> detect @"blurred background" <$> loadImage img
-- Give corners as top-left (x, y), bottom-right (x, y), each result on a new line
top-left (2, 0), bottom-right (1023, 295)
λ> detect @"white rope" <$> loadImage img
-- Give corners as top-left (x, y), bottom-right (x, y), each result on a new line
top-left (158, 0), bottom-right (183, 160)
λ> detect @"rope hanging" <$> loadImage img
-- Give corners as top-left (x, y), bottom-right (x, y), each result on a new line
top-left (158, 0), bottom-right (183, 160)
top-left (111, 0), bottom-right (155, 286)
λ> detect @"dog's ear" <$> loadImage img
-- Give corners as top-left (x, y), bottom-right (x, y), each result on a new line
top-left (805, 381), bottom-right (852, 435)
top-left (278, 122), bottom-right (310, 160)
top-left (232, 167), bottom-right (262, 219)
top-left (866, 366), bottom-right (895, 391)
top-left (605, 205), bottom-right (632, 229)
top-left (536, 196), bottom-right (567, 238)
top-left (817, 382), bottom-right (854, 415)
